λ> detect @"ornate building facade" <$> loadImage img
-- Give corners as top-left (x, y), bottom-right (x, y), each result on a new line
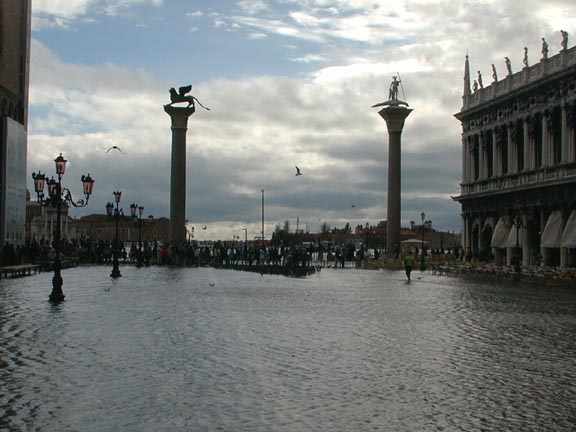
top-left (453, 33), bottom-right (576, 268)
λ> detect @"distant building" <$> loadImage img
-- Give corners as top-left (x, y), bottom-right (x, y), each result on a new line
top-left (0, 0), bottom-right (31, 248)
top-left (74, 214), bottom-right (170, 245)
top-left (453, 36), bottom-right (576, 268)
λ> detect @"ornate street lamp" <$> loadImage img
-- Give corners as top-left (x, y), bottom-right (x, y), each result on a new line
top-left (106, 190), bottom-right (123, 278)
top-left (131, 203), bottom-right (144, 267)
top-left (416, 212), bottom-right (433, 271)
top-left (242, 227), bottom-right (248, 264)
top-left (31, 153), bottom-right (94, 303)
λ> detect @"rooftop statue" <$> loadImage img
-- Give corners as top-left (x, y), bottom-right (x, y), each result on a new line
top-left (542, 38), bottom-right (549, 59)
top-left (167, 85), bottom-right (210, 110)
top-left (372, 76), bottom-right (409, 108)
top-left (505, 57), bottom-right (512, 76)
top-left (491, 64), bottom-right (498, 82)
top-left (561, 30), bottom-right (568, 50)
top-left (523, 47), bottom-right (529, 68)
top-left (477, 71), bottom-right (483, 89)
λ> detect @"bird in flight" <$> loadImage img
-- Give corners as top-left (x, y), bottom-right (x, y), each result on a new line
top-left (106, 146), bottom-right (124, 154)
top-left (295, 166), bottom-right (302, 176)
top-left (351, 205), bottom-right (356, 208)
top-left (202, 226), bottom-right (207, 230)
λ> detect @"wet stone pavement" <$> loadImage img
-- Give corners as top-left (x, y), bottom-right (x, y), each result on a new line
top-left (1, 266), bottom-right (575, 431)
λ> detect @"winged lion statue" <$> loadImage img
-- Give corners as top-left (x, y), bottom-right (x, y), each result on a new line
top-left (168, 85), bottom-right (210, 110)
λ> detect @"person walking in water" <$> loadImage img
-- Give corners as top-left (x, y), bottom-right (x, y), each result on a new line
top-left (404, 251), bottom-right (415, 281)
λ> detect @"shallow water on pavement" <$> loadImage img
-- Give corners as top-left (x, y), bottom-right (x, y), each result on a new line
top-left (1, 266), bottom-right (575, 431)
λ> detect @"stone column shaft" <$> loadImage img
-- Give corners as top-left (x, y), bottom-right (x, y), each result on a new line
top-left (377, 106), bottom-right (412, 254)
top-left (478, 135), bottom-right (485, 180)
top-left (507, 126), bottom-right (516, 173)
top-left (523, 119), bottom-right (531, 170)
top-left (542, 112), bottom-right (550, 166)
top-left (164, 105), bottom-right (195, 244)
top-left (491, 129), bottom-right (498, 177)
top-left (561, 104), bottom-right (570, 163)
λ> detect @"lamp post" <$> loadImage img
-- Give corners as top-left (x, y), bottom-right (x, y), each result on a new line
top-left (410, 212), bottom-right (432, 271)
top-left (106, 190), bottom-right (123, 278)
top-left (32, 154), bottom-right (94, 302)
top-left (131, 203), bottom-right (144, 267)
top-left (242, 227), bottom-right (248, 264)
top-left (261, 189), bottom-right (265, 246)
top-left (510, 215), bottom-right (525, 273)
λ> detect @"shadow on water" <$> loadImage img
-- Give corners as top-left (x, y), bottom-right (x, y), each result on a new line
top-left (1, 266), bottom-right (575, 431)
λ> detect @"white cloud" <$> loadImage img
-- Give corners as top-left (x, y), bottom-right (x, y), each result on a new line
top-left (32, 0), bottom-right (163, 29)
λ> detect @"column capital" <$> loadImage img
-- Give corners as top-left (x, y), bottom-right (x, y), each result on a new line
top-left (377, 106), bottom-right (413, 132)
top-left (164, 105), bottom-right (195, 129)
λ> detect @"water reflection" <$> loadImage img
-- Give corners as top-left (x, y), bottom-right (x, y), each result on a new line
top-left (1, 266), bottom-right (575, 431)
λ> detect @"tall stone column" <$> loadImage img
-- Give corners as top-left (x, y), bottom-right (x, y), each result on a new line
top-left (374, 101), bottom-right (412, 255)
top-left (164, 105), bottom-right (195, 243)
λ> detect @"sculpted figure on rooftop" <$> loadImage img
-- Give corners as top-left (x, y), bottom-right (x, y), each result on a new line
top-left (561, 30), bottom-right (568, 50)
top-left (505, 57), bottom-right (512, 76)
top-left (541, 38), bottom-right (549, 59)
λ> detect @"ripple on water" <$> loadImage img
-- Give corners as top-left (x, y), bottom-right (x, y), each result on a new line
top-left (1, 266), bottom-right (575, 431)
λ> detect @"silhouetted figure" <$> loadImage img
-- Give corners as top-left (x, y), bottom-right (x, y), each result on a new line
top-left (404, 251), bottom-right (414, 281)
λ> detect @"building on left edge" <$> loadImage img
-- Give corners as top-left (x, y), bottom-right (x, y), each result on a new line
top-left (0, 0), bottom-right (31, 254)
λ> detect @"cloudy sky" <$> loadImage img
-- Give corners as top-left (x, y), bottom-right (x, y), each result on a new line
top-left (28, 0), bottom-right (576, 241)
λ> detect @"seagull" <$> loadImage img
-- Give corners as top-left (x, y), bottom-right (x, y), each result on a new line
top-left (106, 146), bottom-right (124, 154)
top-left (202, 226), bottom-right (207, 230)
top-left (209, 282), bottom-right (215, 286)
top-left (295, 166), bottom-right (302, 176)
top-left (351, 205), bottom-right (356, 208)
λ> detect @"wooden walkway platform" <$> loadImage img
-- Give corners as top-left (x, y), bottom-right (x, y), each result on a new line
top-left (0, 264), bottom-right (41, 279)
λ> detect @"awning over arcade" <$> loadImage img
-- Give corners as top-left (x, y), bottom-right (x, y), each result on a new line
top-left (561, 210), bottom-right (576, 248)
top-left (491, 218), bottom-right (510, 248)
top-left (541, 211), bottom-right (563, 248)
top-left (506, 223), bottom-right (523, 248)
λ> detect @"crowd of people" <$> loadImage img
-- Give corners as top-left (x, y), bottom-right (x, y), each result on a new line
top-left (1, 237), bottom-right (377, 270)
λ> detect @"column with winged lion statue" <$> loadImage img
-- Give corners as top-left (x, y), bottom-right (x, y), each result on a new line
top-left (164, 85), bottom-right (210, 243)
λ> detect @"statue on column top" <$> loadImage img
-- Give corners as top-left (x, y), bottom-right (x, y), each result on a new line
top-left (372, 75), bottom-right (409, 108)
top-left (523, 47), bottom-right (528, 68)
top-left (167, 85), bottom-right (210, 110)
top-left (491, 64), bottom-right (498, 82)
top-left (389, 76), bottom-right (401, 101)
top-left (477, 71), bottom-right (483, 89)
